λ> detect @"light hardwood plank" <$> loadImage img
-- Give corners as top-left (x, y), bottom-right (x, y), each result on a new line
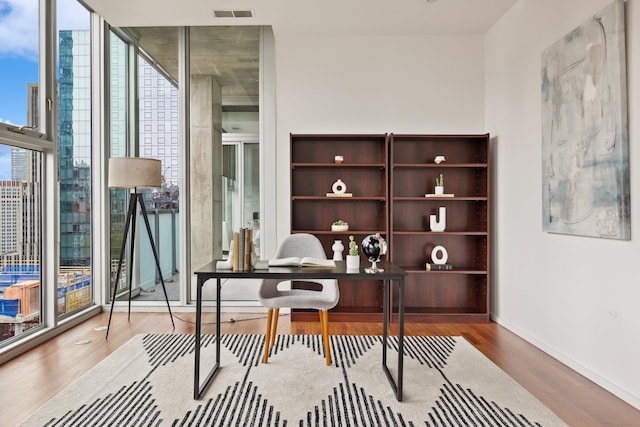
top-left (0, 312), bottom-right (638, 426)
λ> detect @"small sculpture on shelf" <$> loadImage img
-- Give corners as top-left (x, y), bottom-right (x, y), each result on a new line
top-left (429, 206), bottom-right (447, 232)
top-left (346, 235), bottom-right (360, 270)
top-left (434, 155), bottom-right (446, 164)
top-left (426, 245), bottom-right (452, 271)
top-left (361, 233), bottom-right (387, 273)
top-left (327, 179), bottom-right (352, 197)
top-left (332, 239), bottom-right (344, 261)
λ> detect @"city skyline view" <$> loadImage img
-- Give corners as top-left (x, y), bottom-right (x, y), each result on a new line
top-left (1, 0), bottom-right (96, 340)
top-left (0, 0), bottom-right (89, 179)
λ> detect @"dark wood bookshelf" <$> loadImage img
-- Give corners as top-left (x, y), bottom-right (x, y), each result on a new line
top-left (290, 133), bottom-right (389, 321)
top-left (289, 132), bottom-right (490, 323)
top-left (390, 133), bottom-right (490, 322)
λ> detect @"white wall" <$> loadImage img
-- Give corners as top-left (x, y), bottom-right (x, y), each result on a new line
top-left (486, 0), bottom-right (640, 409)
top-left (273, 34), bottom-right (486, 242)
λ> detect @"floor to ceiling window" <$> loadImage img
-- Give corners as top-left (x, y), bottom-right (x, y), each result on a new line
top-left (135, 39), bottom-right (180, 301)
top-left (56, 0), bottom-right (94, 318)
top-left (107, 30), bottom-right (130, 303)
top-left (108, 27), bottom-right (181, 303)
top-left (108, 25), bottom-right (263, 305)
top-left (0, 0), bottom-right (44, 344)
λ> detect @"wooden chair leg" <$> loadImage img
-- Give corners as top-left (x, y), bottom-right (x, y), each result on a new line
top-left (263, 309), bottom-right (273, 363)
top-left (270, 308), bottom-right (280, 348)
top-left (320, 310), bottom-right (331, 365)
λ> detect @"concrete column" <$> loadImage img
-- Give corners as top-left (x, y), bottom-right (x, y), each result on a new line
top-left (189, 75), bottom-right (222, 270)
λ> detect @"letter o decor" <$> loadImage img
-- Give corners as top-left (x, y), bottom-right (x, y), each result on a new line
top-left (332, 179), bottom-right (347, 195)
top-left (431, 245), bottom-right (448, 264)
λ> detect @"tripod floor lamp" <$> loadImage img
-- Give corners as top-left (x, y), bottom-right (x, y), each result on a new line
top-left (106, 157), bottom-right (175, 338)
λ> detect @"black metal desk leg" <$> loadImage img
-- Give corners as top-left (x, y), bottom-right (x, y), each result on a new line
top-left (194, 277), bottom-right (222, 399)
top-left (397, 278), bottom-right (405, 401)
top-left (216, 278), bottom-right (221, 364)
top-left (382, 278), bottom-right (389, 367)
top-left (194, 276), bottom-right (203, 399)
top-left (381, 278), bottom-right (404, 401)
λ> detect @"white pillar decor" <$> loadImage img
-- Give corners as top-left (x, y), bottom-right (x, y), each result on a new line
top-left (429, 206), bottom-right (446, 232)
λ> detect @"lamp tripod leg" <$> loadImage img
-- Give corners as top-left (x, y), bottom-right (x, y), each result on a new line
top-left (106, 193), bottom-right (136, 339)
top-left (127, 199), bottom-right (138, 321)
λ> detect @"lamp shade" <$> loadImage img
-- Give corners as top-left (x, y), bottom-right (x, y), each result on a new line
top-left (108, 157), bottom-right (162, 189)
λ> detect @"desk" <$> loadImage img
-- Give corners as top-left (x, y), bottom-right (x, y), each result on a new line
top-left (193, 260), bottom-right (407, 401)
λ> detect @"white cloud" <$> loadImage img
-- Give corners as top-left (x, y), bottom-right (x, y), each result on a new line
top-left (58, 0), bottom-right (91, 32)
top-left (0, 0), bottom-right (90, 61)
top-left (0, 0), bottom-right (38, 59)
top-left (0, 117), bottom-right (16, 125)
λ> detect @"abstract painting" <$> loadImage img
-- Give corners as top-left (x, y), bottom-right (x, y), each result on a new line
top-left (541, 0), bottom-right (629, 239)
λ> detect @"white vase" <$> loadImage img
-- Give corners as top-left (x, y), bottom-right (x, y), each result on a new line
top-left (332, 239), bottom-right (344, 260)
top-left (346, 255), bottom-right (360, 270)
top-left (435, 185), bottom-right (444, 195)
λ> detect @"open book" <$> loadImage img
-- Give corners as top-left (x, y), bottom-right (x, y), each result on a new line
top-left (268, 257), bottom-right (336, 268)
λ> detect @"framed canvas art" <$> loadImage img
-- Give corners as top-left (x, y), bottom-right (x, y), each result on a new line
top-left (541, 0), bottom-right (629, 240)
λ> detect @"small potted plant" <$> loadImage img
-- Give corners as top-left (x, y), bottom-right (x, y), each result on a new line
top-left (331, 219), bottom-right (349, 232)
top-left (346, 235), bottom-right (360, 270)
top-left (435, 173), bottom-right (444, 195)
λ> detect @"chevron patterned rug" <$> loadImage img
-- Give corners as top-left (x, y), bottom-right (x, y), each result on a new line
top-left (20, 334), bottom-right (566, 426)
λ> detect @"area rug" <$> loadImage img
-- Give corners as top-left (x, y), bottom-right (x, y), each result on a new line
top-left (20, 334), bottom-right (567, 426)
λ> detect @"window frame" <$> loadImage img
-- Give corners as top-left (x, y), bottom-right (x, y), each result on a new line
top-left (0, 0), bottom-right (102, 363)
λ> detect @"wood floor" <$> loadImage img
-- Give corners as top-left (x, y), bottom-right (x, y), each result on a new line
top-left (1, 311), bottom-right (638, 426)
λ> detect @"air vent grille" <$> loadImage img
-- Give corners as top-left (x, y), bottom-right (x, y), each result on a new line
top-left (212, 10), bottom-right (254, 18)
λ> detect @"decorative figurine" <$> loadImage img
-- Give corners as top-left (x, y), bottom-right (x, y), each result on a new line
top-left (429, 206), bottom-right (447, 232)
top-left (332, 239), bottom-right (344, 261)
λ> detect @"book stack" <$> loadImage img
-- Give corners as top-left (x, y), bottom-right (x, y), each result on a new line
top-left (232, 228), bottom-right (254, 272)
top-left (426, 263), bottom-right (453, 271)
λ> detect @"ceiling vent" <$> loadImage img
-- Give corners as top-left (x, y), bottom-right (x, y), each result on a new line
top-left (212, 9), bottom-right (254, 18)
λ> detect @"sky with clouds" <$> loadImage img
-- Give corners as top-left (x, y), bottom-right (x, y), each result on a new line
top-left (1, 0), bottom-right (89, 179)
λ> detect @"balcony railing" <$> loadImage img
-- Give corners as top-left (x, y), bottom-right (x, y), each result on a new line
top-left (112, 209), bottom-right (180, 301)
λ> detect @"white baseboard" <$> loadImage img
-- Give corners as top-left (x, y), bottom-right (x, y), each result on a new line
top-left (493, 315), bottom-right (640, 410)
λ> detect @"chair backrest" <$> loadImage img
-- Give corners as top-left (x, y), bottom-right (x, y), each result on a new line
top-left (259, 234), bottom-right (339, 310)
top-left (275, 233), bottom-right (327, 260)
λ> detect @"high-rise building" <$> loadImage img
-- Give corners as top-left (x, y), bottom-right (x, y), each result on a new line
top-left (11, 148), bottom-right (27, 181)
top-left (138, 57), bottom-right (179, 188)
top-left (0, 181), bottom-right (22, 259)
top-left (2, 83), bottom-right (42, 265)
top-left (58, 30), bottom-right (92, 267)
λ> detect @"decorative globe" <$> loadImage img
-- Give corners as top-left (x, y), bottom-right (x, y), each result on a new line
top-left (361, 234), bottom-right (387, 273)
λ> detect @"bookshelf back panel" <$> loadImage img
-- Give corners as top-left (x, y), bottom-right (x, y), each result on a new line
top-left (392, 234), bottom-right (487, 270)
top-left (393, 275), bottom-right (487, 312)
top-left (291, 135), bottom-right (387, 164)
top-left (391, 135), bottom-right (488, 164)
top-left (392, 200), bottom-right (488, 232)
top-left (292, 200), bottom-right (387, 232)
top-left (393, 167), bottom-right (488, 198)
top-left (292, 167), bottom-right (386, 198)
